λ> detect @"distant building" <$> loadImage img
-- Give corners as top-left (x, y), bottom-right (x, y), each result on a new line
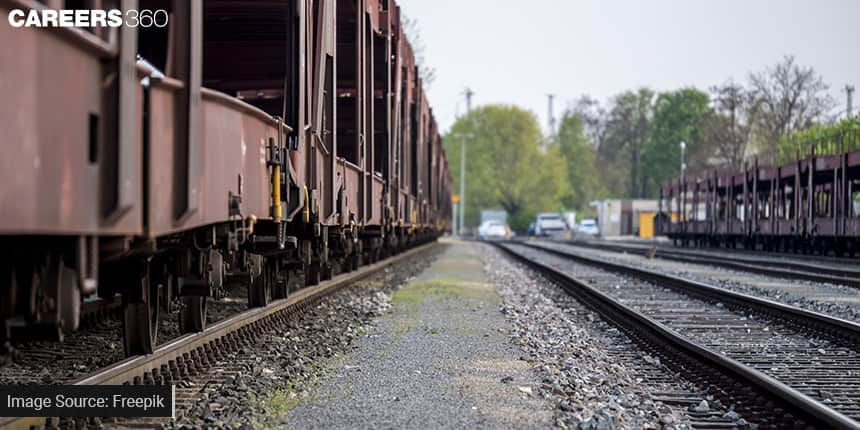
top-left (590, 199), bottom-right (660, 238)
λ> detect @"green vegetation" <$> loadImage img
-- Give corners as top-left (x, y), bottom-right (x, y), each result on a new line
top-left (254, 388), bottom-right (303, 420)
top-left (444, 105), bottom-right (567, 231)
top-left (392, 279), bottom-right (494, 306)
top-left (778, 115), bottom-right (860, 163)
top-left (446, 56), bottom-right (844, 231)
top-left (643, 88), bottom-right (711, 197)
top-left (557, 114), bottom-right (604, 212)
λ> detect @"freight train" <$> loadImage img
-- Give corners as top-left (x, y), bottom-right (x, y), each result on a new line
top-left (0, 0), bottom-right (451, 356)
top-left (659, 133), bottom-right (860, 257)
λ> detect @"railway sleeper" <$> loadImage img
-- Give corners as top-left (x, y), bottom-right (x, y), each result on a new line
top-left (500, 244), bottom-right (857, 429)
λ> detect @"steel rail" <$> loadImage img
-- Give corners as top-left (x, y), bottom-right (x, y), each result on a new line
top-left (606, 237), bottom-right (859, 267)
top-left (527, 241), bottom-right (860, 343)
top-left (0, 241), bottom-right (439, 430)
top-left (497, 242), bottom-right (860, 430)
top-left (558, 239), bottom-right (860, 289)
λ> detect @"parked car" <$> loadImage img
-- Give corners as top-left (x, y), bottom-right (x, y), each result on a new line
top-left (534, 213), bottom-right (568, 237)
top-left (478, 220), bottom-right (510, 240)
top-left (577, 218), bottom-right (600, 236)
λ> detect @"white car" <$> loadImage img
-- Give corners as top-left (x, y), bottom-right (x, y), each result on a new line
top-left (478, 220), bottom-right (509, 240)
top-left (577, 219), bottom-right (600, 236)
top-left (534, 213), bottom-right (567, 237)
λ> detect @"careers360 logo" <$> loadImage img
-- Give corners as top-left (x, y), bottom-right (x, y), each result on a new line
top-left (7, 9), bottom-right (168, 28)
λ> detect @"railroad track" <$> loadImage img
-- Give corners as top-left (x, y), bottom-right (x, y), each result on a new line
top-left (498, 242), bottom-right (860, 429)
top-left (559, 239), bottom-right (860, 289)
top-left (607, 238), bottom-right (859, 264)
top-left (0, 242), bottom-right (438, 430)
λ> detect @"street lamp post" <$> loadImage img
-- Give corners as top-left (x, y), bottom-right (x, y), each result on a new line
top-left (680, 141), bottom-right (686, 228)
top-left (680, 141), bottom-right (686, 184)
top-left (451, 132), bottom-right (473, 237)
top-left (452, 202), bottom-right (457, 237)
top-left (459, 134), bottom-right (466, 236)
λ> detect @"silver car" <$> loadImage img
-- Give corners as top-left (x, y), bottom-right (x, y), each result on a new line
top-left (478, 220), bottom-right (509, 240)
top-left (577, 219), bottom-right (600, 236)
top-left (534, 213), bottom-right (567, 237)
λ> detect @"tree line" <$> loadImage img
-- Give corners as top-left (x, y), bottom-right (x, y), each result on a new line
top-left (444, 56), bottom-right (852, 231)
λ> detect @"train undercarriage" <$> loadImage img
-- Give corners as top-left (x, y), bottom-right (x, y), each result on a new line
top-left (0, 220), bottom-right (440, 358)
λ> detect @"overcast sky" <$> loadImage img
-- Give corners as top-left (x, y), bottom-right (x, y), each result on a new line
top-left (398, 0), bottom-right (859, 134)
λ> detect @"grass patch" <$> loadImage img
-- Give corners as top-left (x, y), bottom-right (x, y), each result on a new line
top-left (246, 386), bottom-right (306, 429)
top-left (394, 318), bottom-right (415, 335)
top-left (392, 279), bottom-right (496, 307)
top-left (259, 388), bottom-right (303, 417)
top-left (421, 325), bottom-right (441, 335)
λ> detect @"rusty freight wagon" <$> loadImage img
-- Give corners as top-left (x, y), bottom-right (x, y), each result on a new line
top-left (659, 132), bottom-right (860, 257)
top-left (0, 0), bottom-right (450, 356)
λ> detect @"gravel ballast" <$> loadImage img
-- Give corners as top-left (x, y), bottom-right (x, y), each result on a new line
top-left (162, 240), bottom-right (762, 429)
top-left (161, 246), bottom-right (445, 430)
top-left (286, 241), bottom-right (555, 429)
top-left (549, 242), bottom-right (860, 323)
top-left (481, 243), bottom-right (750, 430)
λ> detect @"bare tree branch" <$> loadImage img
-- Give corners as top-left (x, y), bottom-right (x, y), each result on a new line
top-left (699, 80), bottom-right (759, 168)
top-left (748, 55), bottom-right (834, 162)
top-left (401, 14), bottom-right (436, 88)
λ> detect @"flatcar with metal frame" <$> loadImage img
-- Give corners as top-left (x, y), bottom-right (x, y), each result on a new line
top-left (659, 132), bottom-right (860, 257)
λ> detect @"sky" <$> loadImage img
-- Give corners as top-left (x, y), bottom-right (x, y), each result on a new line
top-left (397, 0), bottom-right (859, 134)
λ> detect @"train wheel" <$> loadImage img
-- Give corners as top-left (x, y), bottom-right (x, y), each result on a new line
top-left (272, 268), bottom-right (289, 300)
top-left (179, 296), bottom-right (207, 333)
top-left (341, 257), bottom-right (352, 273)
top-left (249, 263), bottom-right (272, 307)
top-left (123, 264), bottom-right (158, 355)
top-left (305, 262), bottom-right (321, 286)
top-left (58, 262), bottom-right (81, 337)
top-left (321, 263), bottom-right (333, 281)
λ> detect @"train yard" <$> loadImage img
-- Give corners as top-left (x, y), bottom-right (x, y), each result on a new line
top-left (500, 241), bottom-right (860, 427)
top-left (0, 243), bottom-right (440, 430)
top-left (2, 0), bottom-right (859, 429)
top-left (2, 234), bottom-right (860, 429)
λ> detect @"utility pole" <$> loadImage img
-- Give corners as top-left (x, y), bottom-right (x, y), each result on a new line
top-left (458, 87), bottom-right (474, 236)
top-left (547, 94), bottom-right (556, 135)
top-left (847, 85), bottom-right (855, 118)
top-left (459, 134), bottom-right (466, 236)
top-left (464, 87), bottom-right (474, 114)
top-left (451, 199), bottom-right (457, 237)
top-left (680, 141), bottom-right (686, 222)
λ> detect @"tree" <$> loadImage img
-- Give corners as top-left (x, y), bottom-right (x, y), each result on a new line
top-left (557, 112), bottom-right (605, 210)
top-left (777, 114), bottom-right (860, 163)
top-left (600, 88), bottom-right (655, 198)
top-left (401, 14), bottom-right (436, 88)
top-left (570, 95), bottom-right (608, 150)
top-left (444, 105), bottom-right (567, 231)
top-left (749, 55), bottom-right (834, 162)
top-left (643, 88), bottom-right (711, 196)
top-left (699, 80), bottom-right (759, 169)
